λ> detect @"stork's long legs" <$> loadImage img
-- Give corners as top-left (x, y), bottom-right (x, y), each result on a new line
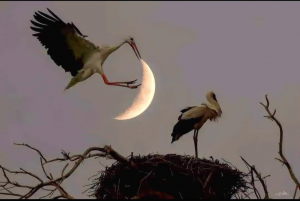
top-left (113, 79), bottom-right (138, 85)
top-left (101, 74), bottom-right (141, 89)
top-left (193, 129), bottom-right (199, 158)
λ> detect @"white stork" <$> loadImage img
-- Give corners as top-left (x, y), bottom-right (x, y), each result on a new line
top-left (171, 91), bottom-right (223, 158)
top-left (30, 8), bottom-right (142, 91)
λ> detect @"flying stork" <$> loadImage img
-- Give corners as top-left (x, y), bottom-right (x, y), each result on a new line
top-left (30, 8), bottom-right (142, 91)
top-left (171, 91), bottom-right (223, 158)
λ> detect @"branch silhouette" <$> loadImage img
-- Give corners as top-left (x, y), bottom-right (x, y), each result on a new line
top-left (0, 143), bottom-right (134, 199)
top-left (240, 157), bottom-right (269, 199)
top-left (260, 95), bottom-right (300, 191)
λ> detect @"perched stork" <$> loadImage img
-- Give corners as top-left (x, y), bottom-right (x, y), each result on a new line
top-left (171, 91), bottom-right (223, 158)
top-left (30, 8), bottom-right (142, 91)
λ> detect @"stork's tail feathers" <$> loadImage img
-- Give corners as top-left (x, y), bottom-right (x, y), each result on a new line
top-left (64, 77), bottom-right (80, 91)
top-left (171, 135), bottom-right (175, 144)
top-left (171, 133), bottom-right (180, 144)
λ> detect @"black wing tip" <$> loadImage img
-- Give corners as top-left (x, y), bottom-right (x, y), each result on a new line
top-left (33, 8), bottom-right (52, 15)
top-left (180, 106), bottom-right (194, 113)
top-left (30, 26), bottom-right (41, 32)
top-left (34, 10), bottom-right (45, 16)
top-left (46, 8), bottom-right (63, 22)
top-left (46, 8), bottom-right (53, 14)
top-left (32, 8), bottom-right (63, 22)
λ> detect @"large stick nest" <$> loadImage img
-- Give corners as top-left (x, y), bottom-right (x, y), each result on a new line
top-left (88, 154), bottom-right (249, 199)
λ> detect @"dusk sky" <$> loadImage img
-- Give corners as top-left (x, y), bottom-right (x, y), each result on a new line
top-left (1, 1), bottom-right (300, 199)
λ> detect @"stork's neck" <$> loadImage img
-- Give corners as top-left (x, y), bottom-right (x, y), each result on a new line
top-left (207, 96), bottom-right (222, 115)
top-left (101, 41), bottom-right (127, 65)
top-left (107, 41), bottom-right (127, 55)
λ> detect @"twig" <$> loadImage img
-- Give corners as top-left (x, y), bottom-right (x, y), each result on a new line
top-left (14, 143), bottom-right (47, 163)
top-left (43, 153), bottom-right (109, 165)
top-left (46, 163), bottom-right (70, 199)
top-left (87, 171), bottom-right (101, 181)
top-left (241, 156), bottom-right (269, 199)
top-left (40, 157), bottom-right (51, 180)
top-left (0, 192), bottom-right (23, 197)
top-left (103, 145), bottom-right (137, 169)
top-left (250, 169), bottom-right (261, 199)
top-left (117, 179), bottom-right (120, 199)
top-left (0, 143), bottom-right (135, 199)
top-left (179, 191), bottom-right (183, 199)
top-left (222, 158), bottom-right (238, 170)
top-left (260, 95), bottom-right (300, 190)
top-left (137, 171), bottom-right (153, 195)
top-left (203, 172), bottom-right (213, 190)
top-left (294, 185), bottom-right (298, 199)
top-left (52, 195), bottom-right (65, 199)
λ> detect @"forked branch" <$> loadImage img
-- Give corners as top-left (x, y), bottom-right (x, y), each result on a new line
top-left (260, 95), bottom-right (300, 190)
top-left (240, 156), bottom-right (269, 199)
top-left (0, 143), bottom-right (135, 199)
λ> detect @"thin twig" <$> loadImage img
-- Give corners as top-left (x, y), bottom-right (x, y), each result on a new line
top-left (203, 172), bottom-right (213, 190)
top-left (14, 143), bottom-right (47, 163)
top-left (294, 185), bottom-right (298, 199)
top-left (137, 171), bottom-right (153, 195)
top-left (52, 195), bottom-right (65, 199)
top-left (241, 156), bottom-right (269, 199)
top-left (40, 157), bottom-right (51, 180)
top-left (250, 169), bottom-right (261, 199)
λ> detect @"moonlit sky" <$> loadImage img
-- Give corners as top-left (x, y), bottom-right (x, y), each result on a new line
top-left (1, 1), bottom-right (300, 199)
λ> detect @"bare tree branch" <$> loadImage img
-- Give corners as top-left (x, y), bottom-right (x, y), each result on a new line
top-left (260, 95), bottom-right (300, 190)
top-left (52, 195), bottom-right (66, 199)
top-left (294, 185), bottom-right (298, 199)
top-left (40, 157), bottom-right (51, 180)
top-left (14, 143), bottom-right (47, 163)
top-left (250, 168), bottom-right (261, 199)
top-left (241, 156), bottom-right (269, 199)
top-left (44, 153), bottom-right (110, 164)
top-left (0, 143), bottom-right (136, 199)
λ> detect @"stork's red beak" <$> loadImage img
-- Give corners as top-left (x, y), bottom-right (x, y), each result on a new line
top-left (130, 42), bottom-right (142, 60)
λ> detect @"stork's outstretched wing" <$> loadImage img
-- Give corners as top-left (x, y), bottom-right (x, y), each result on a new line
top-left (30, 8), bottom-right (97, 76)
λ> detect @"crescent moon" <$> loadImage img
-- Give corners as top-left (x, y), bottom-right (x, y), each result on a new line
top-left (114, 59), bottom-right (155, 120)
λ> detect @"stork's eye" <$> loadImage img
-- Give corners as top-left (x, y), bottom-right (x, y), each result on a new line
top-left (212, 93), bottom-right (218, 102)
top-left (130, 37), bottom-right (134, 41)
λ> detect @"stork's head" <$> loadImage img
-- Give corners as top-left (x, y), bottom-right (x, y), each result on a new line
top-left (207, 91), bottom-right (218, 102)
top-left (206, 91), bottom-right (223, 115)
top-left (125, 36), bottom-right (142, 60)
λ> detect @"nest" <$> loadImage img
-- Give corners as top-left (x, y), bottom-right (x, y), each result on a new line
top-left (88, 154), bottom-right (249, 199)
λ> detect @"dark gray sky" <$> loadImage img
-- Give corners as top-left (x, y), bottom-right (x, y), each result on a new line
top-left (1, 1), bottom-right (300, 199)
